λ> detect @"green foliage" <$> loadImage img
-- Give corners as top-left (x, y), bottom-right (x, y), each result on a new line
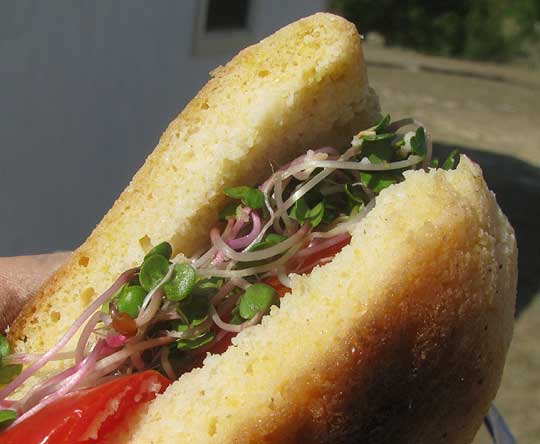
top-left (332, 0), bottom-right (540, 62)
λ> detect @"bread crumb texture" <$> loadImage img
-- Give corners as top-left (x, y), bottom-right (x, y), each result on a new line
top-left (125, 156), bottom-right (516, 444)
top-left (9, 13), bottom-right (377, 354)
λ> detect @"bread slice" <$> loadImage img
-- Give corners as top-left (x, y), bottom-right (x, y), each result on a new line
top-left (8, 13), bottom-right (379, 352)
top-left (123, 157), bottom-right (516, 444)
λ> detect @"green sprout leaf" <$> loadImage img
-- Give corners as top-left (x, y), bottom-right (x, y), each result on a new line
top-left (306, 201), bottom-right (325, 228)
top-left (144, 242), bottom-right (172, 260)
top-left (163, 264), bottom-right (197, 302)
top-left (238, 283), bottom-right (278, 320)
top-left (0, 335), bottom-right (10, 359)
top-left (249, 233), bottom-right (287, 252)
top-left (177, 331), bottom-right (215, 351)
top-left (0, 410), bottom-right (17, 429)
top-left (177, 293), bottom-right (210, 326)
top-left (116, 285), bottom-right (147, 318)
top-left (191, 277), bottom-right (223, 299)
top-left (229, 306), bottom-right (244, 325)
top-left (410, 127), bottom-right (427, 157)
top-left (289, 198), bottom-right (325, 228)
top-left (0, 364), bottom-right (22, 385)
top-left (101, 283), bottom-right (128, 314)
top-left (442, 149), bottom-right (459, 170)
top-left (224, 186), bottom-right (265, 209)
top-left (350, 202), bottom-right (365, 216)
top-left (219, 202), bottom-right (240, 220)
top-left (430, 158), bottom-right (440, 168)
top-left (360, 171), bottom-right (400, 194)
top-left (344, 184), bottom-right (364, 204)
top-left (361, 133), bottom-right (395, 163)
top-left (139, 254), bottom-right (170, 292)
top-left (288, 197), bottom-right (309, 223)
top-left (321, 198), bottom-right (338, 225)
top-left (374, 114), bottom-right (391, 133)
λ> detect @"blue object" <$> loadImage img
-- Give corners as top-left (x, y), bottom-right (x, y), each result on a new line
top-left (485, 405), bottom-right (516, 444)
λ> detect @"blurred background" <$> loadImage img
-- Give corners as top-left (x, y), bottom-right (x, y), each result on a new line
top-left (1, 1), bottom-right (538, 442)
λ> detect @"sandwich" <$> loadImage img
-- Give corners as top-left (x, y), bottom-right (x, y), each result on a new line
top-left (0, 13), bottom-right (517, 444)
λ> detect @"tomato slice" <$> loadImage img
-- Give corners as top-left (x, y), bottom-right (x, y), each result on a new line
top-left (0, 370), bottom-right (170, 444)
top-left (262, 275), bottom-right (290, 298)
top-left (287, 234), bottom-right (351, 275)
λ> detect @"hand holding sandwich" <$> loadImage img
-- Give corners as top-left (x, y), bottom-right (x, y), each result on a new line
top-left (0, 253), bottom-right (70, 332)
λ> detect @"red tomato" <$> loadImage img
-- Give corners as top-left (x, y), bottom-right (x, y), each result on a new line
top-left (262, 275), bottom-right (290, 298)
top-left (188, 330), bottom-right (236, 370)
top-left (286, 234), bottom-right (351, 275)
top-left (0, 370), bottom-right (170, 444)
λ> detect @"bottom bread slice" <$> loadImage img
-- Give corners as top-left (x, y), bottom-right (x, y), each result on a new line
top-left (122, 156), bottom-right (517, 444)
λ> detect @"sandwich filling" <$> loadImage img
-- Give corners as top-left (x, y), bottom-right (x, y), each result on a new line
top-left (0, 115), bottom-right (461, 432)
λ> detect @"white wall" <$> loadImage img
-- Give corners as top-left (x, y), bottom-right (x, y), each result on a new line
top-left (0, 0), bottom-right (327, 255)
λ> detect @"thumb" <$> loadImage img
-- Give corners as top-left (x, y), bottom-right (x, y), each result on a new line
top-left (0, 252), bottom-right (71, 333)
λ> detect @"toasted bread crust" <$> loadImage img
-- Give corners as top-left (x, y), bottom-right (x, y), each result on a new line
top-left (8, 13), bottom-right (379, 352)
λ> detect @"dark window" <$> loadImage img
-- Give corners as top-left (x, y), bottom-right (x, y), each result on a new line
top-left (206, 0), bottom-right (250, 32)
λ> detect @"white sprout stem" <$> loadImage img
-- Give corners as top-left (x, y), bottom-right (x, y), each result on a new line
top-left (166, 318), bottom-right (213, 339)
top-left (136, 288), bottom-right (165, 327)
top-left (240, 311), bottom-right (264, 330)
top-left (211, 223), bottom-right (309, 263)
top-left (383, 117), bottom-right (432, 170)
top-left (130, 351), bottom-right (146, 371)
top-left (198, 241), bottom-right (303, 279)
top-left (277, 268), bottom-right (292, 288)
top-left (385, 117), bottom-right (417, 133)
top-left (293, 232), bottom-right (351, 260)
top-left (318, 198), bottom-right (377, 238)
top-left (271, 174), bottom-right (285, 235)
top-left (10, 341), bottom-right (103, 427)
top-left (75, 311), bottom-right (104, 364)
top-left (192, 246), bottom-right (217, 269)
top-left (210, 305), bottom-right (263, 334)
top-left (228, 211), bottom-right (262, 250)
top-left (0, 268), bottom-right (137, 401)
top-left (3, 351), bottom-right (76, 366)
top-left (217, 289), bottom-right (242, 318)
top-left (288, 156), bottom-right (423, 174)
top-left (234, 277), bottom-right (251, 289)
top-left (253, 182), bottom-right (278, 248)
top-left (93, 336), bottom-right (175, 375)
top-left (210, 279), bottom-right (237, 306)
top-left (273, 175), bottom-right (295, 234)
top-left (14, 360), bottom-right (81, 413)
top-left (251, 148), bottom-right (353, 248)
top-left (210, 305), bottom-right (243, 333)
top-left (160, 347), bottom-right (176, 380)
top-left (274, 167), bottom-right (337, 227)
top-left (249, 167), bottom-right (335, 251)
top-left (191, 218), bottom-right (235, 268)
top-left (139, 263), bottom-right (176, 314)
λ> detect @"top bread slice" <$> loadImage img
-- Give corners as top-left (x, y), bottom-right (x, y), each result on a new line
top-left (8, 13), bottom-right (379, 352)
top-left (123, 157), bottom-right (516, 444)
